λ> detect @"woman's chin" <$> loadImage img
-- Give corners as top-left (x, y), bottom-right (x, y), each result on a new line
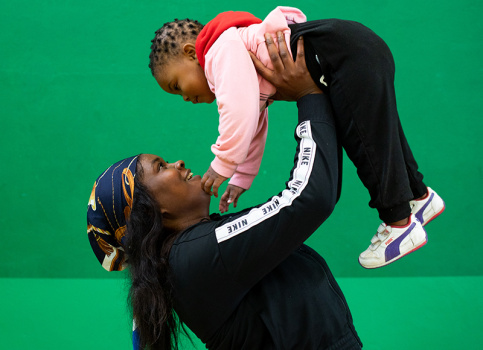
top-left (190, 176), bottom-right (211, 199)
top-left (206, 95), bottom-right (216, 104)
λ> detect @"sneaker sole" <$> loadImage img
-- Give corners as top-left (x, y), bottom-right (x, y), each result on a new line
top-left (359, 230), bottom-right (428, 269)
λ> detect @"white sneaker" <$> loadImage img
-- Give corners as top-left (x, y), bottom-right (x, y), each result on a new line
top-left (359, 214), bottom-right (427, 269)
top-left (410, 187), bottom-right (445, 226)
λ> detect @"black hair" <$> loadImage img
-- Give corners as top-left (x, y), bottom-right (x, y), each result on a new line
top-left (149, 18), bottom-right (204, 76)
top-left (125, 158), bottom-right (190, 349)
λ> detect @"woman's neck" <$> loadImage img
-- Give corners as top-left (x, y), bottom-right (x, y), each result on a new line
top-left (165, 214), bottom-right (211, 234)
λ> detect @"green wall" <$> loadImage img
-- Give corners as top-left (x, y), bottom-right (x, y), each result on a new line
top-left (1, 0), bottom-right (482, 348)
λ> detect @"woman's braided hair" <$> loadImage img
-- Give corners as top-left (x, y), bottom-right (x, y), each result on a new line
top-left (149, 19), bottom-right (204, 76)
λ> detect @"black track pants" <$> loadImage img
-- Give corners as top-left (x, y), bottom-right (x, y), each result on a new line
top-left (290, 19), bottom-right (428, 223)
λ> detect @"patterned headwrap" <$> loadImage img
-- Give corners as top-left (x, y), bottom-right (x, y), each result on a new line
top-left (87, 156), bottom-right (139, 271)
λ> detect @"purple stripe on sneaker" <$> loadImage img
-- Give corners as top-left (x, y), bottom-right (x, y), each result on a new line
top-left (385, 223), bottom-right (416, 262)
top-left (415, 193), bottom-right (434, 223)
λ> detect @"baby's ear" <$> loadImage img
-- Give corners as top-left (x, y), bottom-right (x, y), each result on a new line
top-left (182, 43), bottom-right (197, 60)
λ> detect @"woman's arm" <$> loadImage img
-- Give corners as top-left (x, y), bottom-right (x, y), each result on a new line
top-left (214, 34), bottom-right (330, 285)
top-left (216, 93), bottom-right (338, 286)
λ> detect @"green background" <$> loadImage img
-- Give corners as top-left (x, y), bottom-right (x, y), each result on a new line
top-left (1, 0), bottom-right (482, 349)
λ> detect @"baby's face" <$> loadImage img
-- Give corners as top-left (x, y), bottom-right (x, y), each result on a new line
top-left (155, 56), bottom-right (215, 104)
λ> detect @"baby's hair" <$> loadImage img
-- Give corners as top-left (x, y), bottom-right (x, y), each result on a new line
top-left (149, 18), bottom-right (204, 76)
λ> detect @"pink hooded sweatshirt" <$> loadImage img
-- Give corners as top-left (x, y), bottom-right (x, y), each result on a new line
top-left (200, 6), bottom-right (307, 189)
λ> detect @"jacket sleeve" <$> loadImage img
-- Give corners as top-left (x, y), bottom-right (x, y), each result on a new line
top-left (216, 94), bottom-right (340, 287)
top-left (208, 33), bottom-right (263, 179)
top-left (228, 109), bottom-right (268, 190)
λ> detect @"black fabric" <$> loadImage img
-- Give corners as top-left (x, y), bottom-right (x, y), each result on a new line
top-left (290, 19), bottom-right (427, 223)
top-left (169, 94), bottom-right (362, 349)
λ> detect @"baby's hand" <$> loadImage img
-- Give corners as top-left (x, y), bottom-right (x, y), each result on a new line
top-left (201, 166), bottom-right (228, 197)
top-left (219, 184), bottom-right (246, 213)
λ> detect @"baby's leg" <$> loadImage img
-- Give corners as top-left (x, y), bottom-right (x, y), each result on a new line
top-left (301, 19), bottom-right (427, 223)
top-left (294, 19), bottom-right (443, 268)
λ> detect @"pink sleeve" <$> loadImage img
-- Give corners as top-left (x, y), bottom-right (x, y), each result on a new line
top-left (208, 35), bottom-right (262, 179)
top-left (229, 109), bottom-right (268, 189)
top-left (275, 6), bottom-right (307, 24)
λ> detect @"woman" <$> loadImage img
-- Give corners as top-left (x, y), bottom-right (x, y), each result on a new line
top-left (87, 37), bottom-right (362, 349)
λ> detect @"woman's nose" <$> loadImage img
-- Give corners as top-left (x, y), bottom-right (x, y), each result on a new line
top-left (174, 160), bottom-right (185, 170)
top-left (182, 95), bottom-right (190, 102)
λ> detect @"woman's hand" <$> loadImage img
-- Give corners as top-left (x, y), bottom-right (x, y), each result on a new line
top-left (249, 32), bottom-right (322, 101)
top-left (219, 184), bottom-right (246, 213)
top-left (201, 166), bottom-right (228, 197)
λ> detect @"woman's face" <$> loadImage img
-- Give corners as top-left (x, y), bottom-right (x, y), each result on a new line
top-left (139, 154), bottom-right (211, 225)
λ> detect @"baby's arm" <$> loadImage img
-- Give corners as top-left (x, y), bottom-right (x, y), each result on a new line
top-left (202, 32), bottom-right (265, 195)
top-left (217, 108), bottom-right (269, 212)
top-left (229, 107), bottom-right (269, 187)
top-left (201, 166), bottom-right (228, 197)
top-left (219, 184), bottom-right (246, 213)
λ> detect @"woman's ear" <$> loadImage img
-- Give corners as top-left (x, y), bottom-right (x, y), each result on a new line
top-left (182, 43), bottom-right (197, 60)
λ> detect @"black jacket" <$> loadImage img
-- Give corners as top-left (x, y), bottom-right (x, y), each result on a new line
top-left (169, 94), bottom-right (362, 349)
